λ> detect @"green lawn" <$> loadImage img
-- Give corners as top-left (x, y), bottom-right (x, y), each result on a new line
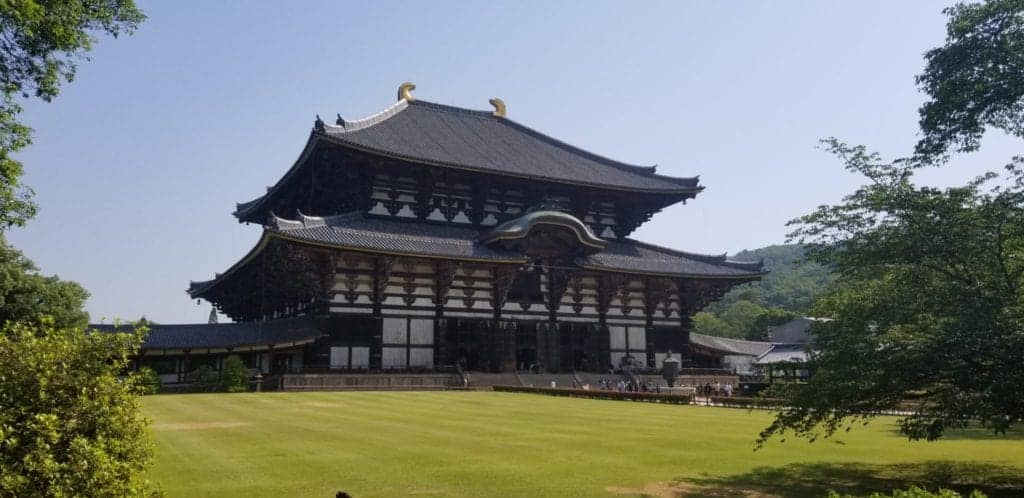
top-left (143, 391), bottom-right (1024, 497)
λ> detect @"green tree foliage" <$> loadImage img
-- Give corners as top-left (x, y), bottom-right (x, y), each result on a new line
top-left (0, 235), bottom-right (88, 329)
top-left (0, 321), bottom-right (156, 496)
top-left (915, 0), bottom-right (1024, 160)
top-left (692, 244), bottom-right (830, 340)
top-left (717, 245), bottom-right (835, 312)
top-left (219, 355), bottom-right (249, 393)
top-left (0, 0), bottom-right (145, 228)
top-left (829, 486), bottom-right (987, 498)
top-left (691, 311), bottom-right (732, 337)
top-left (759, 140), bottom-right (1024, 445)
top-left (137, 366), bottom-right (161, 394)
top-left (186, 365), bottom-right (218, 392)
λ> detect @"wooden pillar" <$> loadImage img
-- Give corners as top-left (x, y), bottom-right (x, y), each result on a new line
top-left (492, 266), bottom-right (516, 373)
top-left (180, 349), bottom-right (191, 383)
top-left (582, 324), bottom-right (599, 373)
top-left (370, 256), bottom-right (393, 370)
top-left (596, 275), bottom-right (615, 372)
top-left (501, 321), bottom-right (516, 372)
top-left (535, 322), bottom-right (548, 373)
top-left (677, 279), bottom-right (700, 366)
top-left (544, 268), bottom-right (569, 373)
top-left (433, 261), bottom-right (455, 368)
top-left (547, 323), bottom-right (561, 373)
top-left (434, 319), bottom-right (448, 368)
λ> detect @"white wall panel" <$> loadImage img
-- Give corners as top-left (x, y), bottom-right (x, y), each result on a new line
top-left (409, 348), bottom-right (433, 368)
top-left (382, 318), bottom-right (407, 344)
top-left (330, 347), bottom-right (348, 369)
top-left (382, 347), bottom-right (406, 368)
top-left (351, 347), bottom-right (370, 368)
top-left (409, 319), bottom-right (434, 345)
top-left (609, 326), bottom-right (627, 349)
top-left (627, 326), bottom-right (647, 350)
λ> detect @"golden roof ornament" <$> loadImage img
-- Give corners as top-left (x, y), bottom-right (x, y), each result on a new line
top-left (489, 98), bottom-right (506, 117)
top-left (398, 82), bottom-right (416, 102)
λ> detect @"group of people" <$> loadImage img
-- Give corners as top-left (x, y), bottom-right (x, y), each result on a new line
top-left (697, 381), bottom-right (734, 397)
top-left (593, 378), bottom-right (661, 393)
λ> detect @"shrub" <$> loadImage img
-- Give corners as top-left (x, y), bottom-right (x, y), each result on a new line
top-left (186, 365), bottom-right (218, 392)
top-left (137, 366), bottom-right (162, 394)
top-left (0, 322), bottom-right (155, 496)
top-left (493, 385), bottom-right (694, 404)
top-left (219, 355), bottom-right (249, 393)
top-left (828, 485), bottom-right (987, 498)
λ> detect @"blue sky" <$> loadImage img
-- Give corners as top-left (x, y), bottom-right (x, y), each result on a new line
top-left (8, 1), bottom-right (1019, 323)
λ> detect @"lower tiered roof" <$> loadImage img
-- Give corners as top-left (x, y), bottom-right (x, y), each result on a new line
top-left (189, 212), bottom-right (765, 298)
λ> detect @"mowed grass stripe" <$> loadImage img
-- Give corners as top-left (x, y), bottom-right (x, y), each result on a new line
top-left (143, 392), bottom-right (1024, 498)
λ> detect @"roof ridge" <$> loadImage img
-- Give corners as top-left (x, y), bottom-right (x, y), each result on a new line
top-left (359, 98), bottom-right (679, 178)
top-left (624, 238), bottom-right (764, 271)
top-left (624, 238), bottom-right (727, 263)
top-left (323, 99), bottom-right (409, 133)
top-left (406, 99), bottom-right (494, 117)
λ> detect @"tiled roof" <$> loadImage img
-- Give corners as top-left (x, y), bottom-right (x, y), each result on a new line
top-left (190, 213), bottom-right (763, 299)
top-left (321, 99), bottom-right (700, 193)
top-left (269, 212), bottom-right (526, 261)
top-left (269, 213), bottom-right (763, 278)
top-left (756, 344), bottom-right (811, 365)
top-left (235, 98), bottom-right (702, 221)
top-left (689, 333), bottom-right (774, 357)
top-left (766, 317), bottom-right (822, 344)
top-left (91, 317), bottom-right (321, 350)
top-left (582, 240), bottom-right (766, 278)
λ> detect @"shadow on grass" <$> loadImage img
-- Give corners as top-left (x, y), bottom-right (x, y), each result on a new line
top-left (678, 461), bottom-right (1024, 498)
top-left (903, 426), bottom-right (1024, 441)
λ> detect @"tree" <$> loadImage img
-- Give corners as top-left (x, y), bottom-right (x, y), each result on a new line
top-left (915, 0), bottom-right (1024, 161)
top-left (692, 311), bottom-right (732, 338)
top-left (758, 140), bottom-right (1024, 445)
top-left (0, 0), bottom-right (145, 228)
top-left (219, 355), bottom-right (249, 393)
top-left (707, 245), bottom-right (834, 316)
top-left (0, 321), bottom-right (156, 496)
top-left (0, 235), bottom-right (88, 329)
top-left (718, 300), bottom-right (769, 338)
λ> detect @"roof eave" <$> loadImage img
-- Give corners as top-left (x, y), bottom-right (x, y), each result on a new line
top-left (318, 135), bottom-right (703, 195)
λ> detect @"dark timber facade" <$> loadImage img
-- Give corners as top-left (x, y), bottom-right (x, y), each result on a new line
top-left (182, 84), bottom-right (764, 376)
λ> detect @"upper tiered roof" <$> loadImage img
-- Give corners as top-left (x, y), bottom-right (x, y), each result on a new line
top-left (234, 85), bottom-right (702, 222)
top-left (320, 99), bottom-right (699, 192)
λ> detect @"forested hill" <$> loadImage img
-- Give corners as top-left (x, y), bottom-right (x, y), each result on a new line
top-left (692, 244), bottom-right (834, 340)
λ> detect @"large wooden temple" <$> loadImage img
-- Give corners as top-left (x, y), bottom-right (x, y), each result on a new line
top-left (120, 84), bottom-right (765, 385)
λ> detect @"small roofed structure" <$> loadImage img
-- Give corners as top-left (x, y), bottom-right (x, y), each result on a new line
top-left (94, 317), bottom-right (321, 384)
top-left (690, 316), bottom-right (821, 382)
top-left (767, 316), bottom-right (824, 344)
